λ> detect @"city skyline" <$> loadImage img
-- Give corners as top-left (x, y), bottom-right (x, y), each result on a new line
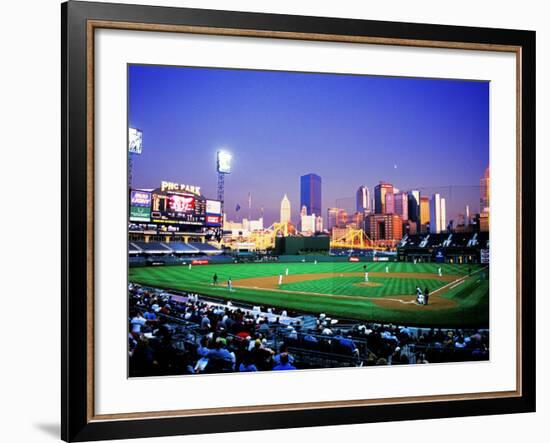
top-left (129, 64), bottom-right (489, 226)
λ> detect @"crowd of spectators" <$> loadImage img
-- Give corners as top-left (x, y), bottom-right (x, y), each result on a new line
top-left (128, 284), bottom-right (489, 377)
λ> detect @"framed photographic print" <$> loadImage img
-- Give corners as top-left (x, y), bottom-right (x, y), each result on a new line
top-left (61, 1), bottom-right (536, 441)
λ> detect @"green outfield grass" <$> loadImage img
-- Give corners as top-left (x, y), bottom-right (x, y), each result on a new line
top-left (128, 261), bottom-right (489, 327)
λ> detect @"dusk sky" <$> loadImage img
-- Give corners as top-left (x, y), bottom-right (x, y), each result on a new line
top-left (128, 64), bottom-right (489, 226)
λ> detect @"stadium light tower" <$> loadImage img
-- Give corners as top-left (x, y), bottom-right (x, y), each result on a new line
top-left (216, 150), bottom-right (232, 211)
top-left (128, 127), bottom-right (143, 188)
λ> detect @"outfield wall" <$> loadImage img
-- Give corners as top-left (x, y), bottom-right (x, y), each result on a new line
top-left (129, 253), bottom-right (399, 267)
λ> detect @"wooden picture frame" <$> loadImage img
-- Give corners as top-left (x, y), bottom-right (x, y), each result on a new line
top-left (62, 1), bottom-right (536, 441)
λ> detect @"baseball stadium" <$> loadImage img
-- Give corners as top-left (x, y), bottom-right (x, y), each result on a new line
top-left (127, 65), bottom-right (490, 377)
top-left (127, 172), bottom-right (490, 377)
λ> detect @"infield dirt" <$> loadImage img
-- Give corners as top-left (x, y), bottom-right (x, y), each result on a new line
top-left (232, 272), bottom-right (460, 311)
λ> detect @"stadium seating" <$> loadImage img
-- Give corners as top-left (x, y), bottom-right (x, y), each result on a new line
top-left (129, 243), bottom-right (142, 254)
top-left (128, 283), bottom-right (489, 377)
top-left (187, 242), bottom-right (223, 255)
top-left (131, 241), bottom-right (172, 254)
top-left (168, 242), bottom-right (200, 254)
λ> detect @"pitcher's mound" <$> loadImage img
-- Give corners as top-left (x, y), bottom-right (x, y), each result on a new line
top-left (354, 282), bottom-right (383, 287)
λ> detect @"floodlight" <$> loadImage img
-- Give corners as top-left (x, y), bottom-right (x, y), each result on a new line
top-left (217, 150), bottom-right (232, 174)
top-left (128, 128), bottom-right (143, 154)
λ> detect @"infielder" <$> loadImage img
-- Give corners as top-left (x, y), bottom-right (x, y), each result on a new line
top-left (278, 273), bottom-right (283, 286)
top-left (438, 267), bottom-right (442, 277)
top-left (285, 267), bottom-right (289, 276)
top-left (385, 265), bottom-right (389, 273)
top-left (364, 271), bottom-right (369, 282)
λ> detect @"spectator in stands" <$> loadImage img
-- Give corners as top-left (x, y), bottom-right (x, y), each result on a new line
top-left (200, 314), bottom-right (211, 331)
top-left (207, 337), bottom-right (236, 371)
top-left (273, 353), bottom-right (296, 371)
top-left (238, 353), bottom-right (258, 372)
top-left (250, 339), bottom-right (274, 371)
top-left (273, 345), bottom-right (295, 366)
top-left (128, 283), bottom-right (490, 377)
top-left (130, 312), bottom-right (147, 334)
top-left (130, 336), bottom-right (157, 375)
top-left (143, 310), bottom-right (157, 321)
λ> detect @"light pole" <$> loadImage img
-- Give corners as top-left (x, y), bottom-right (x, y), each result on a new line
top-left (216, 150), bottom-right (232, 212)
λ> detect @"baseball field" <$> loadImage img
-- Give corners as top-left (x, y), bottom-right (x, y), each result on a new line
top-left (129, 261), bottom-right (489, 327)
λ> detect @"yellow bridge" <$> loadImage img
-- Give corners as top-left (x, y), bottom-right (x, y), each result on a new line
top-left (222, 223), bottom-right (386, 252)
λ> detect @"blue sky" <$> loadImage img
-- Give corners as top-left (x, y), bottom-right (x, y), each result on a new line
top-left (129, 64), bottom-right (489, 226)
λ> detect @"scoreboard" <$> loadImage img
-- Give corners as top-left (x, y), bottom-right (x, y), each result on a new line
top-left (151, 192), bottom-right (206, 226)
top-left (129, 182), bottom-right (223, 233)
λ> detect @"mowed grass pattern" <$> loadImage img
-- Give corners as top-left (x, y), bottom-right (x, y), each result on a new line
top-left (280, 276), bottom-right (445, 298)
top-left (129, 262), bottom-right (489, 327)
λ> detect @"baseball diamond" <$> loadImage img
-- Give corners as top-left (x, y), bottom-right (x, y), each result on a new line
top-left (129, 261), bottom-right (489, 327)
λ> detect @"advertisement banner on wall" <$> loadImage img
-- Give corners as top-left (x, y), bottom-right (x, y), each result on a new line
top-left (130, 205), bottom-right (151, 222)
top-left (434, 248), bottom-right (445, 263)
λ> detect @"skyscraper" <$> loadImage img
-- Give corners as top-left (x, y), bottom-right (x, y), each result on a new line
top-left (300, 173), bottom-right (322, 216)
top-left (394, 192), bottom-right (409, 221)
top-left (407, 190), bottom-right (420, 222)
top-left (300, 213), bottom-right (316, 234)
top-left (385, 192), bottom-right (395, 214)
top-left (420, 196), bottom-right (430, 233)
top-left (480, 167), bottom-right (490, 213)
top-left (280, 194), bottom-right (291, 224)
top-left (429, 193), bottom-right (447, 233)
top-left (350, 212), bottom-right (365, 229)
top-left (441, 197), bottom-right (447, 231)
top-left (315, 215), bottom-right (324, 232)
top-left (337, 209), bottom-right (348, 227)
top-left (374, 182), bottom-right (394, 214)
top-left (327, 207), bottom-right (347, 229)
top-left (327, 208), bottom-right (339, 230)
top-left (356, 185), bottom-right (371, 214)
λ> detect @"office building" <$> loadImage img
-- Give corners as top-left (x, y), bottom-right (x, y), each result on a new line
top-left (408, 190), bottom-right (420, 222)
top-left (356, 185), bottom-right (371, 214)
top-left (480, 167), bottom-right (490, 213)
top-left (394, 192), bottom-right (408, 221)
top-left (280, 194), bottom-right (291, 224)
top-left (429, 193), bottom-right (447, 233)
top-left (300, 173), bottom-right (322, 216)
top-left (374, 181), bottom-right (394, 214)
top-left (365, 213), bottom-right (403, 247)
top-left (420, 196), bottom-right (430, 233)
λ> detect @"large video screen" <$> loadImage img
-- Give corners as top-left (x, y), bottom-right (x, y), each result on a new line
top-left (168, 195), bottom-right (195, 213)
top-left (150, 192), bottom-right (206, 226)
